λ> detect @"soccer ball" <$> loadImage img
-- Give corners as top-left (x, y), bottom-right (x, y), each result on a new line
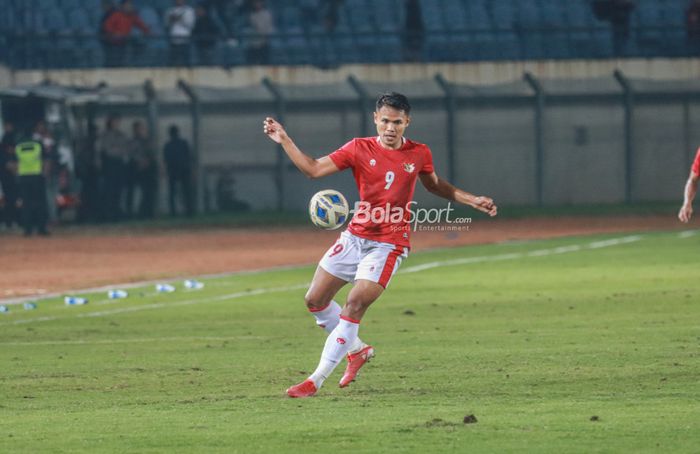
top-left (308, 189), bottom-right (349, 230)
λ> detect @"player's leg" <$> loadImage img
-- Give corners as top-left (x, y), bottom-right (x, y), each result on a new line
top-left (286, 235), bottom-right (363, 398)
top-left (299, 281), bottom-right (383, 393)
top-left (337, 242), bottom-right (409, 388)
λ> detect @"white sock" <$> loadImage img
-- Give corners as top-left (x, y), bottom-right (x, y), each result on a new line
top-left (309, 300), bottom-right (341, 332)
top-left (310, 301), bottom-right (366, 354)
top-left (309, 317), bottom-right (359, 388)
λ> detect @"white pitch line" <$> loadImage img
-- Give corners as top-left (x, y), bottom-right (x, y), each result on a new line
top-left (0, 283), bottom-right (308, 327)
top-left (678, 230), bottom-right (699, 239)
top-left (3, 335), bottom-right (264, 347)
top-left (400, 234), bottom-right (643, 274)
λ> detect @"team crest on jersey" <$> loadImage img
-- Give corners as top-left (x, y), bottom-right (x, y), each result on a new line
top-left (369, 159), bottom-right (376, 167)
top-left (403, 162), bottom-right (416, 173)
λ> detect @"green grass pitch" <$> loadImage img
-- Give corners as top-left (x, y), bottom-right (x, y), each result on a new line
top-left (1, 230), bottom-right (699, 453)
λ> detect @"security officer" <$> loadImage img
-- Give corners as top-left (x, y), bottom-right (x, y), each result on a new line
top-left (15, 134), bottom-right (50, 236)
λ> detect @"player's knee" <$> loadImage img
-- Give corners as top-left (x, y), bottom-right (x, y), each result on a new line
top-left (304, 291), bottom-right (328, 310)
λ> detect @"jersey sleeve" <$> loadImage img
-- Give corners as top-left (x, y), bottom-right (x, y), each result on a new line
top-left (419, 145), bottom-right (435, 174)
top-left (692, 148), bottom-right (700, 176)
top-left (328, 139), bottom-right (356, 171)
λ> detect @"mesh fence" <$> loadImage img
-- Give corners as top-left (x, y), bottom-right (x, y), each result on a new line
top-left (5, 74), bottom-right (697, 212)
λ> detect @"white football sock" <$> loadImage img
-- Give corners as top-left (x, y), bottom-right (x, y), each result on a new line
top-left (309, 317), bottom-right (359, 388)
top-left (309, 300), bottom-right (342, 332)
top-left (310, 301), bottom-right (366, 354)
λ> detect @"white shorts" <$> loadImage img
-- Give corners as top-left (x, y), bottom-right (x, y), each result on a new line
top-left (319, 231), bottom-right (410, 288)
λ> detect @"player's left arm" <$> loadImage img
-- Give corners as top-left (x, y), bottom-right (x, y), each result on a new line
top-left (419, 171), bottom-right (497, 217)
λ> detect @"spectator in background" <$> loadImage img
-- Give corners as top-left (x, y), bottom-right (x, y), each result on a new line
top-left (203, 0), bottom-right (236, 39)
top-left (99, 0), bottom-right (117, 61)
top-left (193, 3), bottom-right (220, 65)
top-left (247, 0), bottom-right (275, 64)
top-left (687, 0), bottom-right (700, 49)
top-left (0, 121), bottom-right (19, 229)
top-left (298, 0), bottom-right (319, 31)
top-left (15, 130), bottom-right (50, 236)
top-left (402, 0), bottom-right (424, 62)
top-left (32, 121), bottom-right (58, 225)
top-left (321, 0), bottom-right (344, 32)
top-left (126, 121), bottom-right (157, 219)
top-left (165, 0), bottom-right (196, 66)
top-left (163, 125), bottom-right (193, 217)
top-left (102, 0), bottom-right (150, 67)
top-left (98, 115), bottom-right (130, 221)
top-left (592, 0), bottom-right (636, 56)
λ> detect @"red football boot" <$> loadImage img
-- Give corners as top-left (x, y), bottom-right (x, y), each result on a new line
top-left (286, 379), bottom-right (318, 398)
top-left (339, 345), bottom-right (375, 388)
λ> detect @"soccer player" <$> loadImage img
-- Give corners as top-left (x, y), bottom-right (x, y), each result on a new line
top-left (263, 92), bottom-right (497, 398)
top-left (679, 147), bottom-right (700, 223)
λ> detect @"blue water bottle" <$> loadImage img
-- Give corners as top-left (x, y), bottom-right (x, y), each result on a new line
top-left (156, 284), bottom-right (176, 293)
top-left (184, 279), bottom-right (204, 290)
top-left (64, 296), bottom-right (88, 306)
top-left (108, 290), bottom-right (128, 299)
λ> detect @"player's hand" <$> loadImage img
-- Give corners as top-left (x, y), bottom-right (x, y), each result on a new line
top-left (263, 117), bottom-right (288, 144)
top-left (679, 204), bottom-right (693, 223)
top-left (472, 196), bottom-right (497, 217)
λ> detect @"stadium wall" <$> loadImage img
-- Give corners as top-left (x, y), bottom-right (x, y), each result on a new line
top-left (4, 58), bottom-right (700, 90)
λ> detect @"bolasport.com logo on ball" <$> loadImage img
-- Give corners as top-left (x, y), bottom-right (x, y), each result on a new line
top-left (350, 201), bottom-right (472, 232)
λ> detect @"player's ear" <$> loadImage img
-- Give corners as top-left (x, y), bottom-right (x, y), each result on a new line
top-left (373, 110), bottom-right (379, 124)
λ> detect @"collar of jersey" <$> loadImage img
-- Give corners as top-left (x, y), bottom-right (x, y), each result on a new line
top-left (375, 136), bottom-right (407, 149)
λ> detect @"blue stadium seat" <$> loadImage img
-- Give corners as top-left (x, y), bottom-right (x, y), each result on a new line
top-left (565, 1), bottom-right (611, 58)
top-left (491, 0), bottom-right (518, 29)
top-left (140, 6), bottom-right (164, 35)
top-left (344, 0), bottom-right (374, 33)
top-left (44, 7), bottom-right (69, 34)
top-left (372, 0), bottom-right (402, 32)
top-left (59, 0), bottom-right (80, 10)
top-left (37, 0), bottom-right (58, 10)
top-left (67, 8), bottom-right (91, 32)
top-left (279, 6), bottom-right (302, 31)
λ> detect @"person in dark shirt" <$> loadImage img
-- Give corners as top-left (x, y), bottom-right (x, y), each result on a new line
top-left (163, 125), bottom-right (193, 216)
top-left (687, 0), bottom-right (700, 50)
top-left (0, 121), bottom-right (19, 229)
top-left (592, 0), bottom-right (636, 56)
top-left (193, 4), bottom-right (220, 65)
top-left (403, 0), bottom-right (424, 62)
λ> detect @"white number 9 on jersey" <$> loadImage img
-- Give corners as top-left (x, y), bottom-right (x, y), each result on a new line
top-left (384, 171), bottom-right (395, 190)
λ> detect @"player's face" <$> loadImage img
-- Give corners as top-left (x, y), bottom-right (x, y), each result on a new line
top-left (374, 106), bottom-right (410, 150)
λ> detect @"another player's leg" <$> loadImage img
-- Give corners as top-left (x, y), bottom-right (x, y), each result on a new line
top-left (293, 280), bottom-right (383, 397)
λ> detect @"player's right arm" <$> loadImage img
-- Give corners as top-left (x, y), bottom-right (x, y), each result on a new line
top-left (679, 169), bottom-right (699, 223)
top-left (263, 117), bottom-right (340, 179)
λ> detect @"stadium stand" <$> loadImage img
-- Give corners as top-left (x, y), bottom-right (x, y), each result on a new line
top-left (0, 0), bottom-right (694, 69)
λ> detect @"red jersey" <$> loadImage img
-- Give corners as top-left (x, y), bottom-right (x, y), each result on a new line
top-left (329, 136), bottom-right (435, 247)
top-left (692, 148), bottom-right (700, 176)
top-left (103, 11), bottom-right (149, 43)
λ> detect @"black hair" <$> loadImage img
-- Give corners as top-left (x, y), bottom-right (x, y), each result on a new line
top-left (375, 92), bottom-right (411, 115)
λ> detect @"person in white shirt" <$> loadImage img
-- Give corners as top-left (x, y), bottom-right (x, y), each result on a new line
top-left (165, 0), bottom-right (196, 66)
